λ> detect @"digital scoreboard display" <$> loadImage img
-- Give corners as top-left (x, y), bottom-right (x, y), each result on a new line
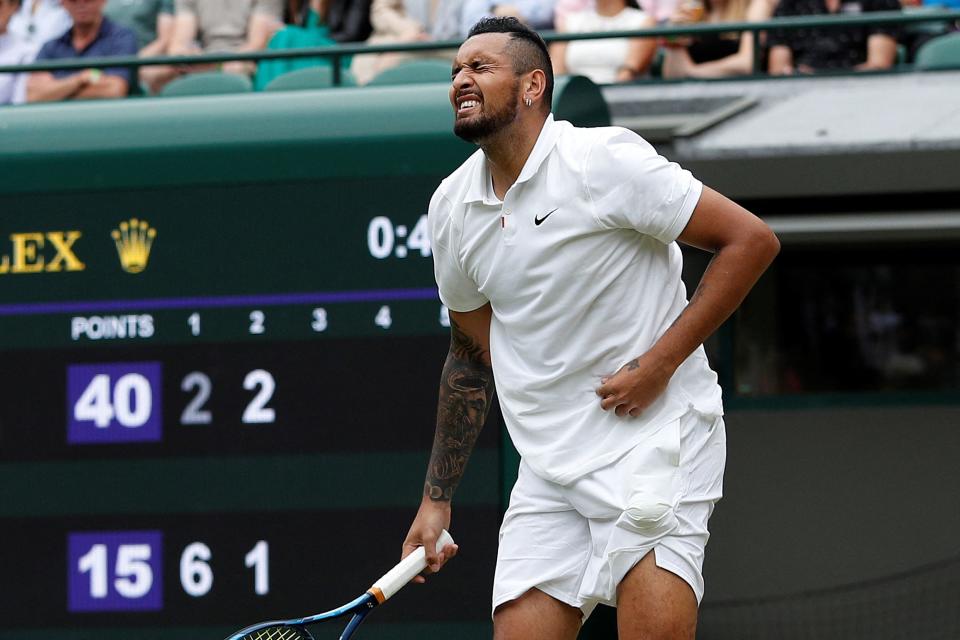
top-left (0, 177), bottom-right (502, 639)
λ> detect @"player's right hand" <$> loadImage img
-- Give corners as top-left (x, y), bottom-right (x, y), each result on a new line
top-left (402, 501), bottom-right (457, 584)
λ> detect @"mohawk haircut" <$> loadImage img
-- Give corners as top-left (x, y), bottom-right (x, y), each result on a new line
top-left (466, 17), bottom-right (554, 111)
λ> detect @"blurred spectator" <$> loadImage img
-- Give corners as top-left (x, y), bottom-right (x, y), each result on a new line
top-left (641, 0), bottom-right (682, 22)
top-left (661, 0), bottom-right (773, 78)
top-left (7, 0), bottom-right (70, 49)
top-left (104, 0), bottom-right (174, 92)
top-left (556, 0), bottom-right (682, 25)
top-left (26, 0), bottom-right (137, 102)
top-left (254, 0), bottom-right (354, 89)
top-left (459, 1), bottom-right (556, 36)
top-left (1, 0), bottom-right (33, 104)
top-left (554, 0), bottom-right (591, 30)
top-left (767, 0), bottom-right (900, 73)
top-left (551, 0), bottom-right (657, 83)
top-left (429, 0), bottom-right (461, 39)
top-left (325, 0), bottom-right (372, 41)
top-left (170, 0), bottom-right (283, 76)
top-left (283, 0), bottom-right (310, 24)
top-left (106, 0), bottom-right (170, 49)
top-left (350, 0), bottom-right (457, 85)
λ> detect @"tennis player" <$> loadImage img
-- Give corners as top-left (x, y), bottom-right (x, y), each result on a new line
top-left (402, 16), bottom-right (780, 640)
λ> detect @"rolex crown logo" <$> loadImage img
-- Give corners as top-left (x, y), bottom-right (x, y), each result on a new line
top-left (111, 218), bottom-right (157, 274)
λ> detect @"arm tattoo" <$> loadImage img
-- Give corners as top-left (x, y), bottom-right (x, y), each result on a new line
top-left (665, 279), bottom-right (709, 335)
top-left (424, 319), bottom-right (495, 502)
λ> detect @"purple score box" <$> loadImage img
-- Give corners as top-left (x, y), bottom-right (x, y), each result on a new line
top-left (67, 362), bottom-right (162, 444)
top-left (67, 530), bottom-right (164, 613)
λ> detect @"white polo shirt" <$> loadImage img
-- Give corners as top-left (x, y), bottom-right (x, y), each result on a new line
top-left (0, 32), bottom-right (33, 105)
top-left (429, 114), bottom-right (723, 486)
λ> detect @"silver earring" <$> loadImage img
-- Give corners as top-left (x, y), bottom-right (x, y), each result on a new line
top-left (525, 97), bottom-right (532, 107)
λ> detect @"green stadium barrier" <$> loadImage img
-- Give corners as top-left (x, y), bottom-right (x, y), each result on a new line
top-left (0, 75), bottom-right (608, 195)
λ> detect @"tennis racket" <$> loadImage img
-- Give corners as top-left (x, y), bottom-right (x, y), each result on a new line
top-left (224, 530), bottom-right (455, 640)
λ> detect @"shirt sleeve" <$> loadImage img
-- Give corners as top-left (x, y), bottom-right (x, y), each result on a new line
top-left (563, 10), bottom-right (585, 31)
top-left (103, 25), bottom-right (140, 83)
top-left (585, 128), bottom-right (703, 244)
top-left (10, 46), bottom-right (33, 103)
top-left (11, 72), bottom-right (27, 104)
top-left (429, 186), bottom-right (489, 313)
top-left (33, 40), bottom-right (56, 61)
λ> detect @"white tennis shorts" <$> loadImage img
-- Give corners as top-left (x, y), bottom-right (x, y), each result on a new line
top-left (492, 410), bottom-right (726, 620)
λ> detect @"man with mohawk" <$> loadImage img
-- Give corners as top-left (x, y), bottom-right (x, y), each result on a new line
top-left (402, 16), bottom-right (779, 640)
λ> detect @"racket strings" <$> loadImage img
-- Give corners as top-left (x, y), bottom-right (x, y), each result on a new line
top-left (242, 626), bottom-right (313, 640)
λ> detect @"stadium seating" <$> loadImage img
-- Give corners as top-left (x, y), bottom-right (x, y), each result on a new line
top-left (264, 66), bottom-right (357, 91)
top-left (159, 72), bottom-right (254, 97)
top-left (366, 59), bottom-right (453, 86)
top-left (914, 32), bottom-right (960, 70)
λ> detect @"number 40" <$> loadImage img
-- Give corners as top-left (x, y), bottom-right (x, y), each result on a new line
top-left (74, 373), bottom-right (152, 429)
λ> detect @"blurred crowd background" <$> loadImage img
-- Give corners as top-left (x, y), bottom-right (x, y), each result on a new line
top-left (0, 0), bottom-right (958, 104)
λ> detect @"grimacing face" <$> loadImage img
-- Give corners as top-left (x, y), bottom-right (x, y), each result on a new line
top-left (450, 33), bottom-right (524, 144)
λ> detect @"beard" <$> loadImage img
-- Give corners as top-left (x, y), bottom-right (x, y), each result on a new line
top-left (453, 82), bottom-right (521, 144)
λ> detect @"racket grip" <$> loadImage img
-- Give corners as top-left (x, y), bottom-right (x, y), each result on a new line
top-left (370, 530), bottom-right (455, 602)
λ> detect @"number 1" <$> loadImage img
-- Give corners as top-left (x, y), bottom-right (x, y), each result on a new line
top-left (78, 544), bottom-right (108, 598)
top-left (244, 540), bottom-right (269, 595)
top-left (188, 313), bottom-right (200, 336)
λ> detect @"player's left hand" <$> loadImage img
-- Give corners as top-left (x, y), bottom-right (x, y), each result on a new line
top-left (596, 352), bottom-right (673, 417)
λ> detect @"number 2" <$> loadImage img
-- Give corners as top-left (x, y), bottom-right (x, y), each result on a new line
top-left (249, 311), bottom-right (265, 335)
top-left (180, 372), bottom-right (212, 425)
top-left (242, 370), bottom-right (275, 424)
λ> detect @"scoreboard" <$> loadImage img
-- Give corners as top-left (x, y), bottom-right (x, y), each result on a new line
top-left (0, 176), bottom-right (505, 639)
top-left (0, 79), bottom-right (609, 639)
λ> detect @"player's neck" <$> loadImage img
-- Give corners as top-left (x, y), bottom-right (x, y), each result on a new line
top-left (481, 115), bottom-right (546, 201)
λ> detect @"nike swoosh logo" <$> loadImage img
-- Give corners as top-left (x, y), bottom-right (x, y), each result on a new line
top-left (534, 208), bottom-right (558, 226)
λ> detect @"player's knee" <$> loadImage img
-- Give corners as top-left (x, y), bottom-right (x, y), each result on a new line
top-left (619, 614), bottom-right (697, 640)
top-left (494, 589), bottom-right (581, 640)
top-left (617, 499), bottom-right (677, 536)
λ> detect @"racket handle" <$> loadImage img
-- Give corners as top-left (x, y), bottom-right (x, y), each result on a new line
top-left (369, 530), bottom-right (455, 603)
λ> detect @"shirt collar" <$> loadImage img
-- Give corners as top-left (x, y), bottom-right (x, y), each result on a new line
top-left (462, 113), bottom-right (563, 205)
top-left (61, 17), bottom-right (113, 51)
